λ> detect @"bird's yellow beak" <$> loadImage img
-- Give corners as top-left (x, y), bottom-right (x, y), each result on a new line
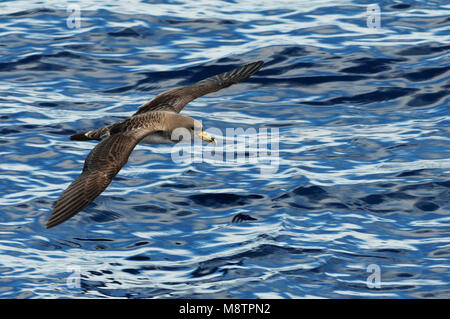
top-left (198, 130), bottom-right (217, 146)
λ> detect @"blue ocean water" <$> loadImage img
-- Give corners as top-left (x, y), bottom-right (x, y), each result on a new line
top-left (0, 0), bottom-right (449, 298)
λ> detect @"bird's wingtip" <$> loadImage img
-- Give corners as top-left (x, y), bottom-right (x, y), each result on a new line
top-left (251, 60), bottom-right (264, 68)
top-left (45, 217), bottom-right (57, 229)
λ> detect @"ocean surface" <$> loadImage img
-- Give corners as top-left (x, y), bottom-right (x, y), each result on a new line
top-left (0, 0), bottom-right (449, 298)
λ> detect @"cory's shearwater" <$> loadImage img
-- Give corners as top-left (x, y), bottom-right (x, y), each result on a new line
top-left (46, 60), bottom-right (264, 228)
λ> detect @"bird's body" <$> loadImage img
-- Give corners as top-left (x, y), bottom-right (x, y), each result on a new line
top-left (46, 60), bottom-right (264, 228)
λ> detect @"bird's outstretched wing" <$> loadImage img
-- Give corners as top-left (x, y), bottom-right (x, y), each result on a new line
top-left (134, 60), bottom-right (264, 115)
top-left (69, 61), bottom-right (264, 142)
top-left (46, 132), bottom-right (142, 228)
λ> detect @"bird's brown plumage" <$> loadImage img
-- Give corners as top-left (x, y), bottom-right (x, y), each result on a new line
top-left (46, 61), bottom-right (264, 228)
top-left (46, 112), bottom-right (198, 228)
top-left (134, 60), bottom-right (264, 115)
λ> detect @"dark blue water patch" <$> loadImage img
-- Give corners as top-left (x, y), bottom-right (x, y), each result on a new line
top-left (292, 185), bottom-right (328, 201)
top-left (132, 204), bottom-right (167, 214)
top-left (384, 192), bottom-right (416, 201)
top-left (340, 57), bottom-right (406, 74)
top-left (189, 193), bottom-right (264, 209)
top-left (258, 62), bottom-right (316, 76)
top-left (108, 27), bottom-right (143, 38)
top-left (37, 101), bottom-right (59, 108)
top-left (73, 237), bottom-right (114, 242)
top-left (396, 169), bottom-right (429, 177)
top-left (400, 181), bottom-right (450, 192)
top-left (271, 179), bottom-right (448, 217)
top-left (261, 46), bottom-right (311, 68)
top-left (436, 181), bottom-right (450, 188)
top-left (29, 62), bottom-right (66, 72)
top-left (390, 4), bottom-right (411, 9)
top-left (6, 7), bottom-right (57, 17)
top-left (192, 243), bottom-right (324, 278)
top-left (170, 201), bottom-right (190, 207)
top-left (126, 254), bottom-right (151, 261)
top-left (0, 52), bottom-right (78, 72)
top-left (102, 85), bottom-right (139, 94)
top-left (429, 247), bottom-right (450, 258)
top-left (165, 16), bottom-right (241, 26)
top-left (50, 51), bottom-right (87, 60)
top-left (396, 43), bottom-right (450, 56)
top-left (361, 194), bottom-right (384, 205)
top-left (80, 278), bottom-right (172, 298)
top-left (0, 127), bottom-right (21, 135)
top-left (259, 74), bottom-right (367, 86)
top-left (414, 201), bottom-right (439, 212)
top-left (302, 87), bottom-right (417, 106)
top-left (407, 90), bottom-right (448, 107)
top-left (122, 268), bottom-right (140, 275)
top-left (0, 55), bottom-right (40, 72)
top-left (160, 182), bottom-right (196, 189)
top-left (87, 209), bottom-right (122, 223)
top-left (98, 58), bottom-right (127, 65)
top-left (402, 66), bottom-right (450, 82)
top-left (176, 210), bottom-right (193, 217)
top-left (0, 122), bottom-right (78, 138)
top-left (125, 241), bottom-right (151, 249)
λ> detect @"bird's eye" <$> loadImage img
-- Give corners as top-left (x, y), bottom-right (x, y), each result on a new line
top-left (189, 126), bottom-right (195, 131)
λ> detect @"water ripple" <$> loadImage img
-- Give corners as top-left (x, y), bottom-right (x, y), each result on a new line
top-left (0, 0), bottom-right (449, 298)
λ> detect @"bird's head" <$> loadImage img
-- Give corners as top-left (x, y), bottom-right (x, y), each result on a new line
top-left (165, 113), bottom-right (216, 145)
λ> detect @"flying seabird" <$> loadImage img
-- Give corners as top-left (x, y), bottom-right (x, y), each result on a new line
top-left (46, 60), bottom-right (264, 228)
